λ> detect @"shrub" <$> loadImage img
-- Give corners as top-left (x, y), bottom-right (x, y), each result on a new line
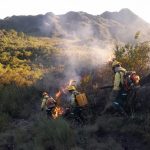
top-left (114, 41), bottom-right (150, 76)
top-left (32, 117), bottom-right (75, 150)
top-left (0, 84), bottom-right (39, 119)
top-left (0, 113), bottom-right (10, 132)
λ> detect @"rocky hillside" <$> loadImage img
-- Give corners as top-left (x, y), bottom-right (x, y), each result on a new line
top-left (0, 8), bottom-right (150, 43)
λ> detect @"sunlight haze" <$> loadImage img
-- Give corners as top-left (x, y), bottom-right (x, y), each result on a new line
top-left (1, 0), bottom-right (150, 23)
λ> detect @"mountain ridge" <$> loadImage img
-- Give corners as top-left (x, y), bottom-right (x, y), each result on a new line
top-left (0, 8), bottom-right (150, 43)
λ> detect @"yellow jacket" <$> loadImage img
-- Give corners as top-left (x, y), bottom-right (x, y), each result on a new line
top-left (113, 67), bottom-right (126, 91)
top-left (41, 95), bottom-right (49, 109)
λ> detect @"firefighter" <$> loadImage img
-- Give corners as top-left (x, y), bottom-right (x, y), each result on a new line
top-left (67, 85), bottom-right (85, 123)
top-left (101, 60), bottom-right (128, 116)
top-left (67, 85), bottom-right (78, 106)
top-left (41, 92), bottom-right (56, 118)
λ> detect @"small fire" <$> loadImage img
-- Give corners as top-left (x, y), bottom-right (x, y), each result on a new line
top-left (52, 79), bottom-right (76, 119)
top-left (55, 90), bottom-right (62, 99)
top-left (60, 84), bottom-right (68, 94)
top-left (55, 86), bottom-right (68, 100)
top-left (52, 106), bottom-right (64, 119)
top-left (55, 80), bottom-right (75, 98)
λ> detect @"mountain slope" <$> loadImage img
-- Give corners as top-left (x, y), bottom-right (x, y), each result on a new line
top-left (0, 8), bottom-right (150, 43)
top-left (101, 8), bottom-right (150, 42)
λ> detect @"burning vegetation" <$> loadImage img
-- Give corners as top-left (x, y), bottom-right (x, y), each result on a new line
top-left (52, 106), bottom-right (64, 119)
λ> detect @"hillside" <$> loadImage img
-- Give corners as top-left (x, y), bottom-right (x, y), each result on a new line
top-left (0, 9), bottom-right (150, 43)
top-left (0, 20), bottom-right (150, 149)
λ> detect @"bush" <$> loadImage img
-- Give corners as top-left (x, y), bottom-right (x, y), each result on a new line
top-left (114, 41), bottom-right (150, 76)
top-left (87, 137), bottom-right (124, 150)
top-left (0, 113), bottom-right (10, 132)
top-left (32, 117), bottom-right (75, 150)
top-left (0, 84), bottom-right (39, 119)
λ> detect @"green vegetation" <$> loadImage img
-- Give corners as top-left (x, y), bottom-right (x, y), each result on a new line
top-left (0, 29), bottom-right (63, 129)
top-left (114, 34), bottom-right (150, 76)
top-left (0, 29), bottom-right (61, 86)
top-left (0, 29), bottom-right (150, 149)
top-left (0, 117), bottom-right (75, 150)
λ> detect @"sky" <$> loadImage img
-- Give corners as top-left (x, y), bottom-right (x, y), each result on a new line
top-left (1, 0), bottom-right (150, 23)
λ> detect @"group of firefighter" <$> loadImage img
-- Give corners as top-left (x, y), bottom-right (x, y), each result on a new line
top-left (41, 79), bottom-right (87, 120)
top-left (41, 59), bottom-right (140, 120)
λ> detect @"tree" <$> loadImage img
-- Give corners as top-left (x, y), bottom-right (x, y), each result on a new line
top-left (114, 35), bottom-right (150, 76)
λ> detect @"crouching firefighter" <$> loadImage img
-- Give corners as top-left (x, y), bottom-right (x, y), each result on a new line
top-left (41, 92), bottom-right (56, 119)
top-left (102, 60), bottom-right (128, 116)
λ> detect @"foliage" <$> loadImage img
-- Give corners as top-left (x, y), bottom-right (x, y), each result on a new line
top-left (0, 84), bottom-right (39, 119)
top-left (32, 118), bottom-right (75, 150)
top-left (0, 113), bottom-right (10, 131)
top-left (0, 29), bottom-right (150, 150)
top-left (0, 29), bottom-right (62, 86)
top-left (0, 117), bottom-right (75, 150)
top-left (114, 36), bottom-right (150, 76)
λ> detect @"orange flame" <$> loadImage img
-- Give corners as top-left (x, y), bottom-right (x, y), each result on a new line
top-left (52, 106), bottom-right (64, 119)
top-left (55, 90), bottom-right (62, 99)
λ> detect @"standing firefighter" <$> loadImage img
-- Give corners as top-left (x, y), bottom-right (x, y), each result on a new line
top-left (102, 60), bottom-right (128, 116)
top-left (67, 85), bottom-right (85, 123)
top-left (41, 92), bottom-right (56, 118)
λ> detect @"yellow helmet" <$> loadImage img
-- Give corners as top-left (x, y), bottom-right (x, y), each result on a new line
top-left (42, 92), bottom-right (48, 96)
top-left (112, 60), bottom-right (121, 68)
top-left (67, 85), bottom-right (76, 91)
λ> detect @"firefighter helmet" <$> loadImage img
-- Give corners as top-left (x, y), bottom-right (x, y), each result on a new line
top-left (112, 60), bottom-right (121, 68)
top-left (67, 85), bottom-right (76, 91)
top-left (42, 92), bottom-right (48, 96)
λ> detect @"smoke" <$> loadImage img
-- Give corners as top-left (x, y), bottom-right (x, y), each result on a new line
top-left (39, 12), bottom-right (115, 88)
top-left (56, 39), bottom-right (114, 87)
top-left (29, 10), bottom-right (150, 96)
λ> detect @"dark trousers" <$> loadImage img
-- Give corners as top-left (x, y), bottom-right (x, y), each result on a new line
top-left (112, 89), bottom-right (128, 115)
top-left (72, 106), bottom-right (85, 122)
top-left (46, 106), bottom-right (55, 118)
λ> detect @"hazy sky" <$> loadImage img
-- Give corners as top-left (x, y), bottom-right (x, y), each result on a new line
top-left (1, 0), bottom-right (150, 23)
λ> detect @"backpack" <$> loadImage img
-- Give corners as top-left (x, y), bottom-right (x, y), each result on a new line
top-left (122, 71), bottom-right (140, 91)
top-left (46, 97), bottom-right (56, 107)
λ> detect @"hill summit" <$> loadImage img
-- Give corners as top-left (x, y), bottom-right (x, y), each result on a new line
top-left (0, 8), bottom-right (150, 43)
